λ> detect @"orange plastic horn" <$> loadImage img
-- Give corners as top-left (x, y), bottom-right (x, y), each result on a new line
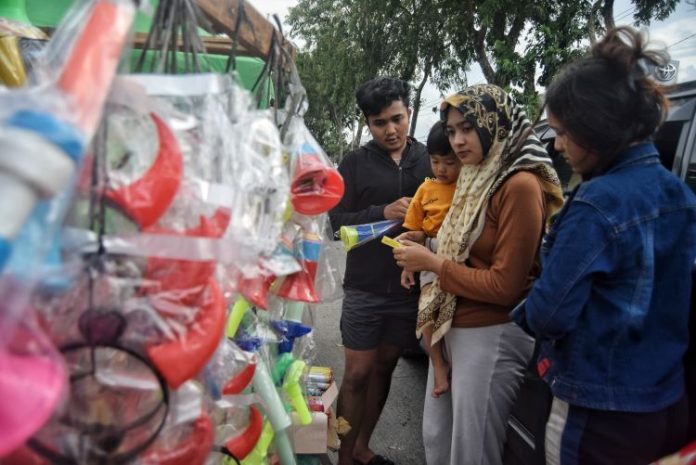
top-left (105, 114), bottom-right (184, 229)
top-left (57, 0), bottom-right (134, 135)
top-left (276, 232), bottom-right (321, 303)
top-left (222, 357), bottom-right (256, 395)
top-left (147, 278), bottom-right (226, 389)
top-left (276, 261), bottom-right (319, 303)
top-left (139, 414), bottom-right (214, 465)
top-left (142, 208), bottom-right (230, 306)
top-left (238, 272), bottom-right (275, 310)
top-left (224, 405), bottom-right (263, 461)
top-left (290, 144), bottom-right (344, 216)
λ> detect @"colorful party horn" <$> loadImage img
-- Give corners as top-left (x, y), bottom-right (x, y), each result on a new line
top-left (339, 219), bottom-right (401, 251)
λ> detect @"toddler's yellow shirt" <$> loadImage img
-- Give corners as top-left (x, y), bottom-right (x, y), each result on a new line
top-left (403, 178), bottom-right (456, 237)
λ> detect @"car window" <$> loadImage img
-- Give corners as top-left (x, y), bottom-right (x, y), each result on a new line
top-left (661, 96), bottom-right (696, 194)
top-left (684, 143), bottom-right (696, 195)
top-left (654, 120), bottom-right (687, 171)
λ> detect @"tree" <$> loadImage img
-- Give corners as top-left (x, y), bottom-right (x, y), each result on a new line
top-left (288, 0), bottom-right (464, 158)
top-left (288, 0), bottom-right (679, 149)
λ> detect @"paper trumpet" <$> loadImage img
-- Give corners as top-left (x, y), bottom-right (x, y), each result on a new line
top-left (339, 219), bottom-right (401, 251)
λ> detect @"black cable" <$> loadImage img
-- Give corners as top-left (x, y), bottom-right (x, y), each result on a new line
top-left (225, 0), bottom-right (247, 73)
top-left (28, 341), bottom-right (170, 465)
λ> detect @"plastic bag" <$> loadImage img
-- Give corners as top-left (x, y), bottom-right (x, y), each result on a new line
top-left (284, 117), bottom-right (344, 216)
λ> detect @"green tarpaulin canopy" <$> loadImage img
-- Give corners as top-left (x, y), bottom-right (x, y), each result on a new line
top-left (0, 0), bottom-right (272, 96)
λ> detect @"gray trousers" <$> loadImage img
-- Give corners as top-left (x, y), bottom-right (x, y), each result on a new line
top-left (422, 323), bottom-right (534, 465)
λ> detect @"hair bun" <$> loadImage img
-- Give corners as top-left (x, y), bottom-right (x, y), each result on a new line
top-left (545, 26), bottom-right (670, 161)
top-left (593, 27), bottom-right (670, 79)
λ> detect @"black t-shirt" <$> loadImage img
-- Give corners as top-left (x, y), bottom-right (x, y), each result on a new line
top-left (329, 139), bottom-right (432, 295)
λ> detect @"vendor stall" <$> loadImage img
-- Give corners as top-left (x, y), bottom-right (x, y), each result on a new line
top-left (0, 1), bottom-right (342, 464)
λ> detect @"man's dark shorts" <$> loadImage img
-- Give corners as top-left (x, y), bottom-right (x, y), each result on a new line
top-left (340, 286), bottom-right (419, 350)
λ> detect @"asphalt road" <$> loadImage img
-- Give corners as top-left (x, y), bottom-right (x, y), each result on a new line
top-left (309, 241), bottom-right (428, 465)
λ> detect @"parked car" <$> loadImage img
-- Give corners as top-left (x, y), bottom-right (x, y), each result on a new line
top-left (534, 79), bottom-right (696, 194)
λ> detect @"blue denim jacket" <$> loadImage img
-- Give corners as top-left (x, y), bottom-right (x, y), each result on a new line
top-left (511, 142), bottom-right (696, 412)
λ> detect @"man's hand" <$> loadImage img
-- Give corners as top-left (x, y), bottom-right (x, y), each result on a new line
top-left (393, 239), bottom-right (445, 273)
top-left (384, 197), bottom-right (412, 221)
top-left (396, 230), bottom-right (426, 244)
top-left (401, 270), bottom-right (416, 289)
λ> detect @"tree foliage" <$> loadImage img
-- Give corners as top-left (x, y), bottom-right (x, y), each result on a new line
top-left (287, 0), bottom-right (678, 157)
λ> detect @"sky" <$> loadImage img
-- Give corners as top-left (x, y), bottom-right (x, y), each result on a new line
top-left (252, 0), bottom-right (696, 141)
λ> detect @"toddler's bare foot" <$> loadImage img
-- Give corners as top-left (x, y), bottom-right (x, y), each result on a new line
top-left (432, 363), bottom-right (450, 398)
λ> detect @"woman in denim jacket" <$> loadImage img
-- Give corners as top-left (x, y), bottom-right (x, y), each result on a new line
top-left (512, 27), bottom-right (696, 464)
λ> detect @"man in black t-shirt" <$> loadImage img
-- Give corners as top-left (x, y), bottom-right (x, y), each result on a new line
top-left (329, 77), bottom-right (432, 465)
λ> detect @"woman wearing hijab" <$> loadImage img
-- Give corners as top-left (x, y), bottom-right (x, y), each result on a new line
top-left (393, 84), bottom-right (563, 465)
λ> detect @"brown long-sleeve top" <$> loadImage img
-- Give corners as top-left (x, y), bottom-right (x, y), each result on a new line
top-left (438, 171), bottom-right (546, 328)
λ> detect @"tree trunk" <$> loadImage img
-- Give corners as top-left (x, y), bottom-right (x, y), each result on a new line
top-left (602, 0), bottom-right (615, 30)
top-left (588, 0), bottom-right (601, 45)
top-left (409, 61), bottom-right (432, 137)
top-left (474, 27), bottom-right (496, 84)
top-left (329, 106), bottom-right (344, 163)
top-left (352, 118), bottom-right (365, 149)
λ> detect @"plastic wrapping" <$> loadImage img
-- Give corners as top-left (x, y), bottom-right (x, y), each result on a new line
top-left (0, 299), bottom-right (66, 457)
top-left (0, 0), bottom-right (135, 275)
top-left (276, 215), bottom-right (329, 304)
top-left (39, 0), bottom-right (136, 136)
top-left (140, 414), bottom-right (214, 465)
top-left (26, 248), bottom-right (259, 464)
top-left (0, 1), bottom-right (136, 458)
top-left (28, 340), bottom-right (169, 464)
top-left (284, 117), bottom-right (344, 216)
top-left (104, 109), bottom-right (184, 230)
top-left (139, 383), bottom-right (213, 465)
top-left (276, 229), bottom-right (322, 303)
top-left (146, 278), bottom-right (226, 389)
top-left (224, 111), bottom-right (290, 261)
top-left (311, 216), bottom-right (344, 303)
top-left (97, 74), bottom-right (290, 297)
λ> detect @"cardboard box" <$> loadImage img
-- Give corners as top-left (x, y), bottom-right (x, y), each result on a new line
top-left (290, 381), bottom-right (339, 454)
top-left (291, 410), bottom-right (329, 454)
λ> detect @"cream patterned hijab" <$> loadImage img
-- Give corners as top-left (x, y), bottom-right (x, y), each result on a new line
top-left (417, 84), bottom-right (564, 344)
